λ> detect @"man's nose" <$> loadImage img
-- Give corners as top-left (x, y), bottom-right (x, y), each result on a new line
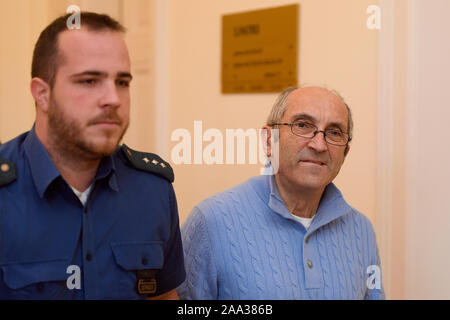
top-left (307, 130), bottom-right (328, 152)
top-left (100, 81), bottom-right (120, 107)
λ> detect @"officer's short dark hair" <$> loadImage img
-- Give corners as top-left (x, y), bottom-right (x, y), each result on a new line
top-left (31, 11), bottom-right (126, 88)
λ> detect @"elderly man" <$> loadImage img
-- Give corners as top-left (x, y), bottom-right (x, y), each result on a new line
top-left (0, 12), bottom-right (184, 299)
top-left (178, 86), bottom-right (384, 300)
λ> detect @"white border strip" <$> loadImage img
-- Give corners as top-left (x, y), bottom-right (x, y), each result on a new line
top-left (404, 0), bottom-right (419, 299)
top-left (376, 0), bottom-right (395, 299)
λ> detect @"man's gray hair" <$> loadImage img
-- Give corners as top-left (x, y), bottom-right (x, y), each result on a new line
top-left (266, 85), bottom-right (353, 155)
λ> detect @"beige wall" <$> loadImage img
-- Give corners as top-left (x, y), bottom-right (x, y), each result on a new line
top-left (0, 0), bottom-right (381, 291)
top-left (0, 1), bottom-right (379, 227)
top-left (166, 0), bottom-right (379, 230)
top-left (0, 0), bottom-right (157, 152)
top-left (7, 0), bottom-right (433, 298)
top-left (0, 0), bottom-right (42, 142)
top-left (3, 0), bottom-right (450, 301)
top-left (389, 0), bottom-right (408, 299)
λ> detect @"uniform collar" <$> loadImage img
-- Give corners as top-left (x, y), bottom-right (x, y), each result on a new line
top-left (23, 127), bottom-right (61, 198)
top-left (24, 126), bottom-right (119, 198)
top-left (265, 174), bottom-right (352, 233)
top-left (95, 153), bottom-right (119, 192)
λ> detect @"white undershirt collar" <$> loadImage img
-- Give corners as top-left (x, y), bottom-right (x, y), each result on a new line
top-left (291, 213), bottom-right (315, 229)
top-left (70, 184), bottom-right (93, 206)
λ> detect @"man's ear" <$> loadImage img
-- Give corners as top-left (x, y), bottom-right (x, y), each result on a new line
top-left (30, 78), bottom-right (51, 112)
top-left (344, 144), bottom-right (351, 157)
top-left (261, 125), bottom-right (272, 158)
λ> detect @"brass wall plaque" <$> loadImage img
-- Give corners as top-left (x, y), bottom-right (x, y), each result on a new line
top-left (222, 4), bottom-right (298, 93)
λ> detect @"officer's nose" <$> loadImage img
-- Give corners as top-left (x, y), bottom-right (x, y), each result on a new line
top-left (100, 81), bottom-right (120, 108)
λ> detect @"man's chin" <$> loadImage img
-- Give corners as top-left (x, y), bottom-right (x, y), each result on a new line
top-left (80, 140), bottom-right (121, 158)
top-left (84, 128), bottom-right (127, 156)
top-left (94, 146), bottom-right (119, 157)
top-left (291, 170), bottom-right (331, 189)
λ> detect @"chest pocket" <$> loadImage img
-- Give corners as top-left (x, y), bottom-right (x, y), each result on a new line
top-left (0, 259), bottom-right (71, 299)
top-left (111, 241), bottom-right (164, 299)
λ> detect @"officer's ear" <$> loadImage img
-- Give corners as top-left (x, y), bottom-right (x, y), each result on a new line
top-left (30, 77), bottom-right (51, 112)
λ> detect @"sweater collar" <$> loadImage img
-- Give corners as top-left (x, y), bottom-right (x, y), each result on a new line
top-left (252, 174), bottom-right (352, 233)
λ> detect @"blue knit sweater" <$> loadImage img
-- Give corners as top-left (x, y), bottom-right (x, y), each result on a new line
top-left (177, 175), bottom-right (385, 300)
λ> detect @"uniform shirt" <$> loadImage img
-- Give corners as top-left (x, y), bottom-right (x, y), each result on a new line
top-left (178, 174), bottom-right (385, 300)
top-left (0, 128), bottom-right (185, 299)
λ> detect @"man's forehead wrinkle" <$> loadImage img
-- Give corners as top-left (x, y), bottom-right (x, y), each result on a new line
top-left (289, 112), bottom-right (346, 128)
top-left (283, 90), bottom-right (349, 132)
top-left (288, 88), bottom-right (347, 114)
top-left (289, 87), bottom-right (346, 105)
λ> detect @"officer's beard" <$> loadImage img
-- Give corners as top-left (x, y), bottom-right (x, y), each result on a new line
top-left (47, 95), bottom-right (129, 163)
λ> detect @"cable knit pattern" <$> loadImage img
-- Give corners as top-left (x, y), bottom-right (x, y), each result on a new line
top-left (255, 202), bottom-right (283, 298)
top-left (329, 220), bottom-right (345, 299)
top-left (221, 195), bottom-right (248, 296)
top-left (352, 212), bottom-right (365, 298)
top-left (340, 216), bottom-right (357, 297)
top-left (177, 175), bottom-right (385, 300)
top-left (316, 227), bottom-right (331, 299)
top-left (277, 219), bottom-right (299, 299)
top-left (239, 190), bottom-right (266, 296)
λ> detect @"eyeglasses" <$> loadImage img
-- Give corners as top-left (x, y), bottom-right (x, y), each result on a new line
top-left (271, 120), bottom-right (351, 146)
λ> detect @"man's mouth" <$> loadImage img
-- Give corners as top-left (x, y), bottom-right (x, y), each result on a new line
top-left (93, 121), bottom-right (120, 125)
top-left (90, 117), bottom-right (122, 127)
top-left (300, 159), bottom-right (326, 166)
top-left (89, 111), bottom-right (122, 127)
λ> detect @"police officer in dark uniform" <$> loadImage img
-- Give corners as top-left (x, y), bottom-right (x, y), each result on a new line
top-left (0, 12), bottom-right (185, 299)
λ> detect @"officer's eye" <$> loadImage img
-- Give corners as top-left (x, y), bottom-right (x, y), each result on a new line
top-left (78, 78), bottom-right (98, 86)
top-left (116, 79), bottom-right (130, 87)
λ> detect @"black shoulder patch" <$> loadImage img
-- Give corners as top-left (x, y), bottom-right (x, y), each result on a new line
top-left (0, 158), bottom-right (17, 187)
top-left (121, 144), bottom-right (174, 183)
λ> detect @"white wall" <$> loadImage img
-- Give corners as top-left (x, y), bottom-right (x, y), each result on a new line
top-left (404, 0), bottom-right (450, 299)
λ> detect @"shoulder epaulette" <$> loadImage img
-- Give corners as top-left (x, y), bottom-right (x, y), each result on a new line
top-left (121, 144), bottom-right (174, 183)
top-left (0, 158), bottom-right (17, 187)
